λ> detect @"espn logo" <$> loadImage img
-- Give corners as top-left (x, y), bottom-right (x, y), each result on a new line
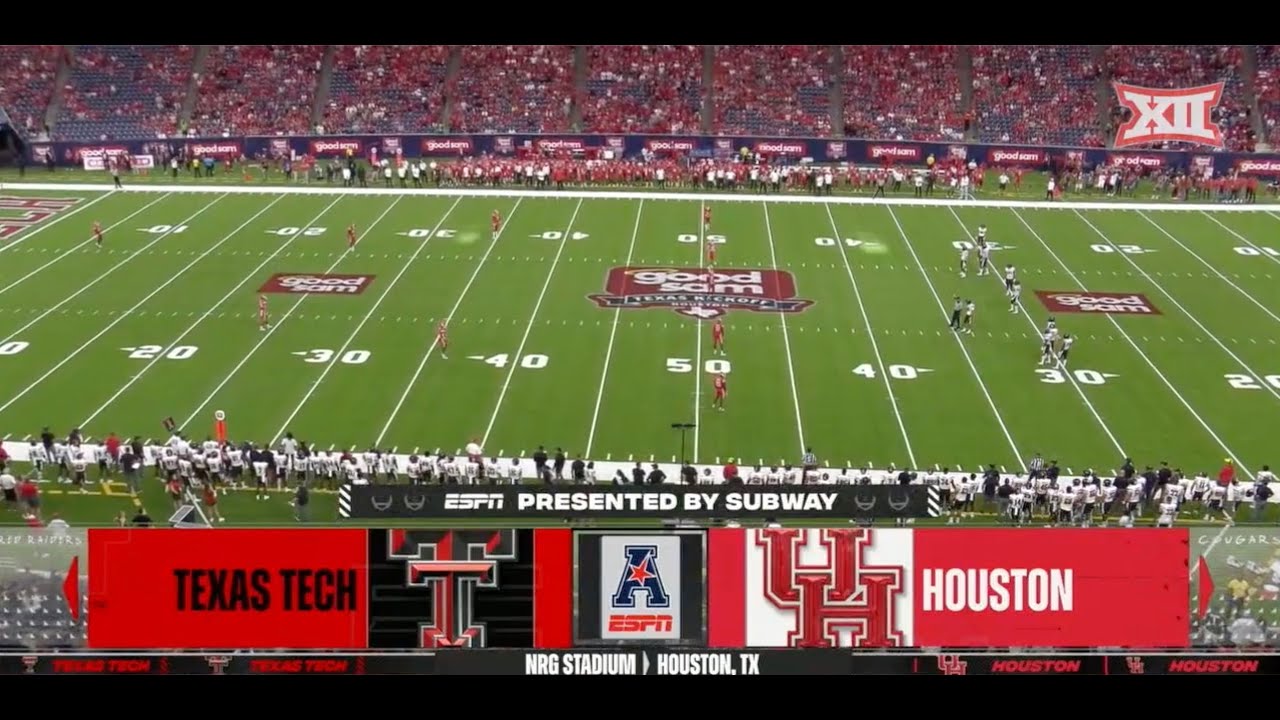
top-left (442, 493), bottom-right (505, 510)
top-left (607, 614), bottom-right (674, 633)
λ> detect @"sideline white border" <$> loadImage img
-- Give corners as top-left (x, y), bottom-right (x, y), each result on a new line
top-left (3, 181), bottom-right (1279, 212)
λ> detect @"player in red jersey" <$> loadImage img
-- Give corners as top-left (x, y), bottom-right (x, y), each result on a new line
top-left (706, 240), bottom-right (716, 269)
top-left (712, 372), bottom-right (727, 411)
top-left (258, 294), bottom-right (270, 332)
top-left (491, 209), bottom-right (502, 240)
top-left (703, 204), bottom-right (711, 232)
top-left (347, 224), bottom-right (357, 249)
top-left (93, 221), bottom-right (103, 249)
top-left (436, 321), bottom-right (449, 359)
top-left (711, 318), bottom-right (726, 356)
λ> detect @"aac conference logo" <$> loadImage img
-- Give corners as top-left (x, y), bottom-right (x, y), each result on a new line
top-left (601, 536), bottom-right (680, 640)
top-left (1112, 82), bottom-right (1226, 149)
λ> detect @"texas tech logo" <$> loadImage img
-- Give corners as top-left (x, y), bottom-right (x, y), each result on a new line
top-left (756, 528), bottom-right (904, 647)
top-left (388, 529), bottom-right (517, 648)
top-left (590, 266), bottom-right (813, 319)
top-left (609, 545), bottom-right (673, 633)
top-left (1112, 82), bottom-right (1225, 149)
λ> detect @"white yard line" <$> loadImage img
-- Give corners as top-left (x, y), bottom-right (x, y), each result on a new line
top-left (584, 199), bottom-right (644, 457)
top-left (1201, 211), bottom-right (1280, 270)
top-left (945, 206), bottom-right (1126, 458)
top-left (479, 197), bottom-right (585, 446)
top-left (1075, 209), bottom-right (1280, 404)
top-left (1013, 209), bottom-right (1253, 479)
top-left (0, 190), bottom-right (114, 253)
top-left (0, 193), bottom-right (172, 297)
top-left (184, 197), bottom-right (409, 432)
top-left (373, 199), bottom-right (525, 446)
top-left (693, 202), bottom-right (705, 462)
top-left (885, 206), bottom-right (1027, 472)
top-left (8, 180), bottom-right (1280, 213)
top-left (270, 197), bottom-right (464, 445)
top-left (82, 195), bottom-right (358, 430)
top-left (1138, 210), bottom-right (1280, 326)
top-left (0, 193), bottom-right (233, 347)
top-left (759, 202), bottom-right (807, 458)
top-left (824, 203), bottom-right (917, 468)
top-left (0, 193), bottom-right (280, 417)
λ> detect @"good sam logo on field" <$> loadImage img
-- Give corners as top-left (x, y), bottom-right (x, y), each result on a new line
top-left (589, 266), bottom-right (813, 319)
top-left (1036, 291), bottom-right (1161, 315)
top-left (260, 274), bottom-right (375, 296)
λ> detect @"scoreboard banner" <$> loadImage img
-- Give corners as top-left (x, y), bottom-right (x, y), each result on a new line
top-left (6, 526), bottom-right (1241, 651)
top-left (4, 651), bottom-right (1279, 675)
top-left (343, 484), bottom-right (940, 520)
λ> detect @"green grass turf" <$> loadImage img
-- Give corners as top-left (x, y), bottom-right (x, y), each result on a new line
top-left (2, 181), bottom-right (1280, 528)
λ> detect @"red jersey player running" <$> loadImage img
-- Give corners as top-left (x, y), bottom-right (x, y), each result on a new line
top-left (347, 224), bottom-right (357, 249)
top-left (711, 319), bottom-right (726, 356)
top-left (258, 294), bottom-right (270, 331)
top-left (436, 321), bottom-right (449, 359)
top-left (712, 372), bottom-right (727, 411)
top-left (93, 221), bottom-right (103, 249)
top-left (706, 239), bottom-right (716, 269)
top-left (703, 204), bottom-right (712, 232)
top-left (491, 209), bottom-right (501, 240)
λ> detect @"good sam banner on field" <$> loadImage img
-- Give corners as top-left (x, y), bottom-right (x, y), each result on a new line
top-left (342, 485), bottom-right (939, 519)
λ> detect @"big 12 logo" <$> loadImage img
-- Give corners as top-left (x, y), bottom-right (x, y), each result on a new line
top-left (1112, 82), bottom-right (1225, 149)
top-left (387, 529), bottom-right (518, 648)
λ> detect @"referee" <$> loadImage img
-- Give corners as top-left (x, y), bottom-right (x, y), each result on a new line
top-left (1027, 453), bottom-right (1045, 478)
top-left (949, 296), bottom-right (963, 330)
top-left (801, 448), bottom-right (818, 482)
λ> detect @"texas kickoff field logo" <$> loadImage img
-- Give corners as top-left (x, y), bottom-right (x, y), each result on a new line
top-left (1112, 82), bottom-right (1225, 149)
top-left (590, 266), bottom-right (813, 319)
top-left (259, 273), bottom-right (375, 295)
top-left (1036, 291), bottom-right (1161, 315)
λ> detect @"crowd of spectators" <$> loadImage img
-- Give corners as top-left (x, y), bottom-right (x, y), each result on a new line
top-left (841, 45), bottom-right (965, 143)
top-left (712, 45), bottom-right (831, 137)
top-left (323, 45), bottom-right (451, 134)
top-left (1256, 45), bottom-right (1280, 148)
top-left (448, 45), bottom-right (576, 134)
top-left (57, 45), bottom-right (195, 141)
top-left (1105, 45), bottom-right (1254, 152)
top-left (971, 45), bottom-right (1104, 148)
top-left (189, 45), bottom-right (325, 137)
top-left (0, 45), bottom-right (64, 139)
top-left (581, 45), bottom-right (702, 134)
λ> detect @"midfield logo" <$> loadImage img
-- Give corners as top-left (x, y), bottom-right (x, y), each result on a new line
top-left (1112, 82), bottom-right (1225, 149)
top-left (388, 529), bottom-right (518, 648)
top-left (756, 528), bottom-right (905, 648)
top-left (590, 266), bottom-right (813, 319)
top-left (259, 273), bottom-right (375, 295)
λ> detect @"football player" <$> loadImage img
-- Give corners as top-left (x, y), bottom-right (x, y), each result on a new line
top-left (1007, 279), bottom-right (1022, 313)
top-left (958, 244), bottom-right (969, 278)
top-left (1058, 334), bottom-right (1074, 367)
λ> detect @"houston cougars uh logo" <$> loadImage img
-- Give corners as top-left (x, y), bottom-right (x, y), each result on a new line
top-left (1112, 82), bottom-right (1225, 149)
top-left (756, 528), bottom-right (904, 648)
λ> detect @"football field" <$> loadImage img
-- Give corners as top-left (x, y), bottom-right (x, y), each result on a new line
top-left (2, 182), bottom-right (1280, 523)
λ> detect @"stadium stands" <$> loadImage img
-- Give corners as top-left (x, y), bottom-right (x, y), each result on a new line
top-left (0, 45), bottom-right (64, 136)
top-left (712, 45), bottom-right (831, 137)
top-left (190, 45), bottom-right (325, 137)
top-left (971, 45), bottom-right (1104, 148)
top-left (582, 45), bottom-right (702, 134)
top-left (324, 45), bottom-right (452, 134)
top-left (1256, 45), bottom-right (1280, 148)
top-left (57, 45), bottom-right (195, 142)
top-left (449, 45), bottom-right (576, 134)
top-left (841, 45), bottom-right (964, 143)
top-left (1105, 45), bottom-right (1253, 152)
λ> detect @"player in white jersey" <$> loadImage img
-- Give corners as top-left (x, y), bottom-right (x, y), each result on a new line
top-left (506, 458), bottom-right (522, 484)
top-left (976, 224), bottom-right (988, 244)
top-left (1205, 483), bottom-right (1227, 521)
top-left (406, 455), bottom-right (422, 484)
top-left (1058, 335), bottom-right (1074, 367)
top-left (70, 451), bottom-right (88, 491)
top-left (978, 242), bottom-right (991, 276)
top-left (783, 465), bottom-right (798, 484)
top-left (1081, 482), bottom-right (1099, 526)
top-left (1008, 490), bottom-right (1026, 524)
top-left (28, 442), bottom-right (49, 480)
top-left (1003, 264), bottom-right (1017, 292)
top-left (765, 466), bottom-right (782, 484)
top-left (1191, 473), bottom-right (1212, 503)
top-left (958, 246), bottom-right (969, 277)
top-left (380, 452), bottom-right (398, 482)
top-left (227, 447), bottom-right (245, 486)
top-left (1056, 485), bottom-right (1076, 525)
top-left (585, 462), bottom-right (598, 483)
top-left (206, 450), bottom-right (224, 488)
top-left (343, 459), bottom-right (362, 485)
top-left (1007, 280), bottom-right (1022, 313)
top-left (1156, 497), bottom-right (1179, 527)
top-left (53, 442), bottom-right (69, 482)
top-left (362, 449), bottom-right (378, 480)
top-left (961, 300), bottom-right (975, 335)
top-left (1039, 331), bottom-right (1057, 366)
top-left (748, 466), bottom-right (764, 484)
